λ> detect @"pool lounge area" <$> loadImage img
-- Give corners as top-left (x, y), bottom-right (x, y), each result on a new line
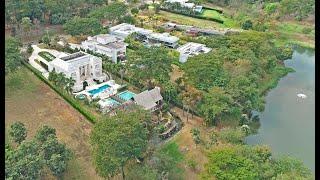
top-left (99, 98), bottom-right (121, 108)
top-left (74, 80), bottom-right (122, 100)
top-left (116, 90), bottom-right (136, 101)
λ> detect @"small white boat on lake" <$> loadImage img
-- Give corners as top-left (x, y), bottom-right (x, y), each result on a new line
top-left (297, 93), bottom-right (307, 99)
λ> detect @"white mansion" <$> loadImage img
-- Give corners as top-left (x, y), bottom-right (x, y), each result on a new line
top-left (47, 52), bottom-right (107, 92)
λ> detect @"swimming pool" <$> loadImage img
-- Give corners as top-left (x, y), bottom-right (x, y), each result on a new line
top-left (88, 84), bottom-right (111, 96)
top-left (117, 90), bottom-right (136, 101)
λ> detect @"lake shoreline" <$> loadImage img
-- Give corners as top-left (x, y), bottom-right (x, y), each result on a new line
top-left (245, 47), bottom-right (315, 173)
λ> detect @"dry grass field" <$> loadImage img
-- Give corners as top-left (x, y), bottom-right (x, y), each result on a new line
top-left (5, 67), bottom-right (102, 180)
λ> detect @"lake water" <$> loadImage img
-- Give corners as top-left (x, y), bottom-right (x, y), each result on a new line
top-left (246, 48), bottom-right (315, 174)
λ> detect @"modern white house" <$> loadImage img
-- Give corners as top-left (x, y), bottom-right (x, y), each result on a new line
top-left (165, 0), bottom-right (203, 13)
top-left (81, 34), bottom-right (127, 63)
top-left (42, 51), bottom-right (107, 92)
top-left (109, 23), bottom-right (179, 48)
top-left (147, 32), bottom-right (179, 48)
top-left (177, 42), bottom-right (212, 63)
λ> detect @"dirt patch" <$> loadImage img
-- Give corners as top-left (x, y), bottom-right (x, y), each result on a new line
top-left (5, 68), bottom-right (102, 180)
top-left (169, 64), bottom-right (184, 83)
top-left (170, 106), bottom-right (211, 179)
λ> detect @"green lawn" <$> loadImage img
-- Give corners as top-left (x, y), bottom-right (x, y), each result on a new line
top-left (159, 11), bottom-right (223, 29)
top-left (201, 9), bottom-right (238, 28)
top-left (275, 22), bottom-right (314, 35)
top-left (272, 22), bottom-right (315, 49)
top-left (201, 9), bottom-right (225, 21)
top-left (159, 10), bottom-right (239, 29)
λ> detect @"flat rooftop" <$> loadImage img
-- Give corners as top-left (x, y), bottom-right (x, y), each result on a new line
top-left (177, 42), bottom-right (211, 55)
top-left (100, 41), bottom-right (126, 49)
top-left (60, 52), bottom-right (87, 61)
top-left (148, 32), bottom-right (179, 43)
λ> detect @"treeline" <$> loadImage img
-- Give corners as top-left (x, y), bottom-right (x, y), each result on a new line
top-left (5, 0), bottom-right (107, 26)
top-left (63, 2), bottom-right (134, 36)
top-left (205, 0), bottom-right (314, 21)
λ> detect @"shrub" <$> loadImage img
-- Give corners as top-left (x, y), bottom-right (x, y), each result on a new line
top-left (187, 159), bottom-right (197, 170)
top-left (302, 27), bottom-right (312, 34)
top-left (27, 44), bottom-right (33, 54)
top-left (264, 3), bottom-right (278, 15)
top-left (131, 8), bottom-right (139, 15)
top-left (242, 20), bottom-right (253, 30)
top-left (218, 128), bottom-right (246, 144)
top-left (157, 124), bottom-right (166, 133)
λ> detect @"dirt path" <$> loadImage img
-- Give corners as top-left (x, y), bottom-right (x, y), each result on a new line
top-left (5, 68), bottom-right (102, 180)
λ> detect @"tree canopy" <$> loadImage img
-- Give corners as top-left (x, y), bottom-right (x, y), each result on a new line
top-left (90, 108), bottom-right (150, 178)
top-left (127, 46), bottom-right (175, 87)
top-left (5, 37), bottom-right (23, 75)
top-left (87, 2), bottom-right (128, 23)
top-left (9, 122), bottom-right (27, 144)
top-left (63, 17), bottom-right (104, 36)
top-left (5, 123), bottom-right (72, 179)
top-left (201, 145), bottom-right (313, 179)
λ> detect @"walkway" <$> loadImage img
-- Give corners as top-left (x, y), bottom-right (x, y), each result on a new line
top-left (28, 45), bottom-right (69, 79)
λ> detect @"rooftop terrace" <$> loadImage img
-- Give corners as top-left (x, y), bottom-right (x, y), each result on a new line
top-left (60, 52), bottom-right (87, 61)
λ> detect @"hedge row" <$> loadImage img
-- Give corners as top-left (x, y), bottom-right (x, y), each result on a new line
top-left (202, 6), bottom-right (223, 14)
top-left (160, 8), bottom-right (224, 24)
top-left (22, 60), bottom-right (97, 124)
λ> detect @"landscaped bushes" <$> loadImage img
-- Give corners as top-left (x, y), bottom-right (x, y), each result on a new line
top-left (21, 61), bottom-right (97, 124)
top-left (38, 51), bottom-right (56, 62)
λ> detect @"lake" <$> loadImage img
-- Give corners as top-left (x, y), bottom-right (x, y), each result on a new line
top-left (246, 48), bottom-right (315, 173)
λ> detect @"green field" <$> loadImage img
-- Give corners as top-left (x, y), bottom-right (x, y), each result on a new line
top-left (201, 9), bottom-right (224, 21)
top-left (201, 9), bottom-right (238, 27)
top-left (159, 10), bottom-right (238, 29)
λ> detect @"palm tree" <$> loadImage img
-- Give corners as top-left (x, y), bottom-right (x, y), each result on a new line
top-left (66, 77), bottom-right (75, 93)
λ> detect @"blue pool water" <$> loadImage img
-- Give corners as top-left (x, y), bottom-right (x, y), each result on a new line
top-left (117, 90), bottom-right (136, 101)
top-left (88, 84), bottom-right (111, 95)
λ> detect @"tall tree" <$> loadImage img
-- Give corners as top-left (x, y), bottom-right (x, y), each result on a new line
top-left (9, 122), bottom-right (27, 144)
top-left (90, 108), bottom-right (149, 179)
top-left (21, 17), bottom-right (32, 34)
top-left (199, 87), bottom-right (232, 126)
top-left (5, 37), bottom-right (23, 74)
top-left (128, 46), bottom-right (174, 88)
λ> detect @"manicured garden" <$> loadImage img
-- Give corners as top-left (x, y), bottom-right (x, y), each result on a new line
top-left (38, 51), bottom-right (56, 62)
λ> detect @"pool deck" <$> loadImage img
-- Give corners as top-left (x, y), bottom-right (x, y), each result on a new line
top-left (74, 81), bottom-right (121, 100)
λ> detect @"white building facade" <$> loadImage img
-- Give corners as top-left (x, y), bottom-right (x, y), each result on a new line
top-left (81, 34), bottom-right (127, 63)
top-left (109, 23), bottom-right (179, 48)
top-left (165, 0), bottom-right (203, 13)
top-left (46, 52), bottom-right (107, 92)
top-left (177, 42), bottom-right (212, 63)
